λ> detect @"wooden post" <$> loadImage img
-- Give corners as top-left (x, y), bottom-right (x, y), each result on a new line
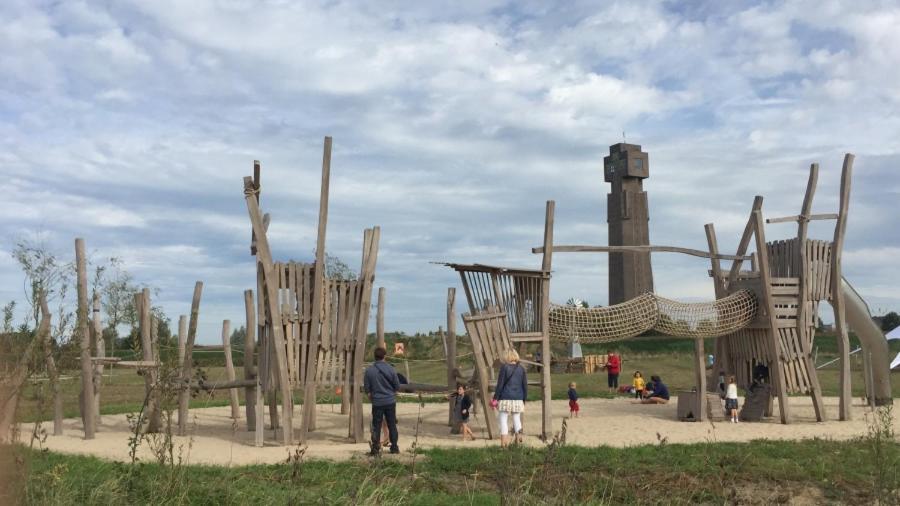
top-left (752, 211), bottom-right (791, 424)
top-left (39, 294), bottom-right (63, 435)
top-left (140, 288), bottom-right (161, 432)
top-left (446, 287), bottom-right (457, 426)
top-left (693, 337), bottom-right (706, 421)
top-left (178, 281), bottom-right (203, 436)
top-left (243, 290), bottom-right (259, 432)
top-left (75, 238), bottom-right (95, 439)
top-left (539, 201), bottom-right (555, 440)
top-left (301, 136), bottom-right (333, 443)
top-left (92, 292), bottom-right (103, 428)
top-left (177, 316), bottom-right (187, 375)
top-left (796, 163), bottom-right (826, 421)
top-left (830, 154), bottom-right (854, 421)
top-left (245, 176), bottom-right (294, 445)
top-left (222, 320), bottom-right (240, 419)
top-left (704, 223), bottom-right (729, 394)
top-left (376, 287), bottom-right (385, 349)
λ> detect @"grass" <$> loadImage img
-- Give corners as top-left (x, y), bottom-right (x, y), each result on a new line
top-left (4, 435), bottom-right (898, 505)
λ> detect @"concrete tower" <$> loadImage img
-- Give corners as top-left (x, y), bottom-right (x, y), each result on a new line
top-left (604, 143), bottom-right (654, 305)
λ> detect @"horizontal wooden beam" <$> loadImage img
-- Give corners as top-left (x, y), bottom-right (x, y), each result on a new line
top-left (766, 213), bottom-right (839, 224)
top-left (532, 245), bottom-right (752, 261)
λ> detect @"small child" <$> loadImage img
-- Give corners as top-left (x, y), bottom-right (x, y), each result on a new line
top-left (567, 382), bottom-right (580, 418)
top-left (725, 375), bottom-right (739, 423)
top-left (632, 371), bottom-right (646, 399)
top-left (457, 384), bottom-right (475, 440)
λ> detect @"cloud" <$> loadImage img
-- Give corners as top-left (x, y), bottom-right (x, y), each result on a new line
top-left (0, 0), bottom-right (898, 341)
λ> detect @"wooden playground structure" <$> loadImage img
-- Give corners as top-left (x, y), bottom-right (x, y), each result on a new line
top-left (12, 140), bottom-right (893, 448)
top-left (446, 146), bottom-right (893, 439)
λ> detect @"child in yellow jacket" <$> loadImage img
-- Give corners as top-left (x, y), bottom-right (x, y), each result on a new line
top-left (632, 371), bottom-right (646, 399)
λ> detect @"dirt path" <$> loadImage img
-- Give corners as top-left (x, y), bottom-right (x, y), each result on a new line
top-left (19, 396), bottom-right (893, 466)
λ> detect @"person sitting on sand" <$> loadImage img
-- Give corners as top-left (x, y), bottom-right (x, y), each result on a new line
top-left (641, 375), bottom-right (670, 404)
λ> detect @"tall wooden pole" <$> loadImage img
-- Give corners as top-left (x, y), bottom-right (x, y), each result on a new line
top-left (75, 238), bottom-right (95, 439)
top-left (92, 292), bottom-right (104, 428)
top-left (178, 281), bottom-right (203, 436)
top-left (140, 288), bottom-right (161, 432)
top-left (752, 211), bottom-right (791, 424)
top-left (376, 287), bottom-right (385, 349)
top-left (446, 287), bottom-right (457, 425)
top-left (796, 164), bottom-right (826, 421)
top-left (220, 320), bottom-right (240, 419)
top-left (539, 201), bottom-right (555, 440)
top-left (244, 290), bottom-right (259, 433)
top-left (301, 136), bottom-right (332, 443)
top-left (39, 293), bottom-right (63, 435)
top-left (831, 154), bottom-right (854, 421)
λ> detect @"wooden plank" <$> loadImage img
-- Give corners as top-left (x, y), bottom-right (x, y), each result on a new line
top-left (532, 244), bottom-right (753, 261)
top-left (752, 211), bottom-right (791, 424)
top-left (446, 287), bottom-right (457, 426)
top-left (178, 281), bottom-right (203, 436)
top-left (766, 212), bottom-right (839, 224)
top-left (694, 337), bottom-right (706, 421)
top-left (139, 288), bottom-right (161, 433)
top-left (831, 154), bottom-right (854, 421)
top-left (75, 238), bottom-right (96, 439)
top-left (40, 293), bottom-right (63, 436)
top-left (464, 314), bottom-right (498, 439)
top-left (244, 175), bottom-right (293, 445)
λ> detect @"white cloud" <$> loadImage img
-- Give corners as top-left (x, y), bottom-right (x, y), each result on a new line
top-left (1, 0), bottom-right (899, 339)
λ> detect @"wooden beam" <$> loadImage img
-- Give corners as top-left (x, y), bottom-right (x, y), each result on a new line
top-left (140, 288), bottom-right (161, 432)
top-left (75, 238), bottom-right (96, 440)
top-left (532, 244), bottom-right (753, 261)
top-left (178, 281), bottom-right (203, 436)
top-left (245, 175), bottom-right (294, 445)
top-left (766, 213), bottom-right (838, 224)
top-left (831, 154), bottom-right (854, 421)
top-left (539, 200), bottom-right (554, 441)
top-left (728, 196), bottom-right (765, 285)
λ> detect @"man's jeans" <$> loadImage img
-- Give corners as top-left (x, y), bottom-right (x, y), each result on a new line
top-left (371, 402), bottom-right (398, 451)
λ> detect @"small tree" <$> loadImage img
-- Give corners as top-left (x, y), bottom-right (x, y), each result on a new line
top-left (230, 325), bottom-right (247, 350)
top-left (881, 311), bottom-right (900, 333)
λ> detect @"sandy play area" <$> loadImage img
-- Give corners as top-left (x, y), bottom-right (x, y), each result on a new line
top-left (21, 396), bottom-right (894, 466)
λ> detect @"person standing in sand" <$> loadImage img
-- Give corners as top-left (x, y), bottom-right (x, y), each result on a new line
top-left (605, 350), bottom-right (621, 393)
top-left (725, 375), bottom-right (740, 423)
top-left (364, 347), bottom-right (400, 455)
top-left (492, 348), bottom-right (528, 447)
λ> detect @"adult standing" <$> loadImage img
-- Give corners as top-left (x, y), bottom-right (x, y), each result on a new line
top-left (364, 347), bottom-right (400, 455)
top-left (492, 348), bottom-right (528, 447)
top-left (605, 350), bottom-right (621, 393)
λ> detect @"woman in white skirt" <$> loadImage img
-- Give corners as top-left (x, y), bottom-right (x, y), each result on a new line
top-left (492, 348), bottom-right (528, 447)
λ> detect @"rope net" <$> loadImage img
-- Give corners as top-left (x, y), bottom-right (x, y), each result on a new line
top-left (549, 289), bottom-right (758, 343)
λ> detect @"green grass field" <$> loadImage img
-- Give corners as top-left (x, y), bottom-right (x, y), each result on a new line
top-left (9, 332), bottom-right (899, 504)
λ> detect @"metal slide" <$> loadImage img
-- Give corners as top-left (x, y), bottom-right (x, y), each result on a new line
top-left (840, 277), bottom-right (893, 405)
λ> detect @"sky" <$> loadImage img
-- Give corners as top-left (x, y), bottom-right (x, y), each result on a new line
top-left (2, 0), bottom-right (899, 344)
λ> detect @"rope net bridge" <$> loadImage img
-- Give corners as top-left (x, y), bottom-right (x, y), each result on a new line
top-left (548, 289), bottom-right (758, 343)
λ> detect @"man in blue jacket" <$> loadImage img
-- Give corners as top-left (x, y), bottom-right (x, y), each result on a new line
top-left (364, 347), bottom-right (400, 455)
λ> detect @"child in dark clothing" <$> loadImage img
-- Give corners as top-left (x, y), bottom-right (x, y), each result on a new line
top-left (568, 382), bottom-right (580, 418)
top-left (456, 384), bottom-right (475, 440)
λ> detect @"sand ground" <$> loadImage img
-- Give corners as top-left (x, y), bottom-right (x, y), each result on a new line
top-left (19, 396), bottom-right (896, 466)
